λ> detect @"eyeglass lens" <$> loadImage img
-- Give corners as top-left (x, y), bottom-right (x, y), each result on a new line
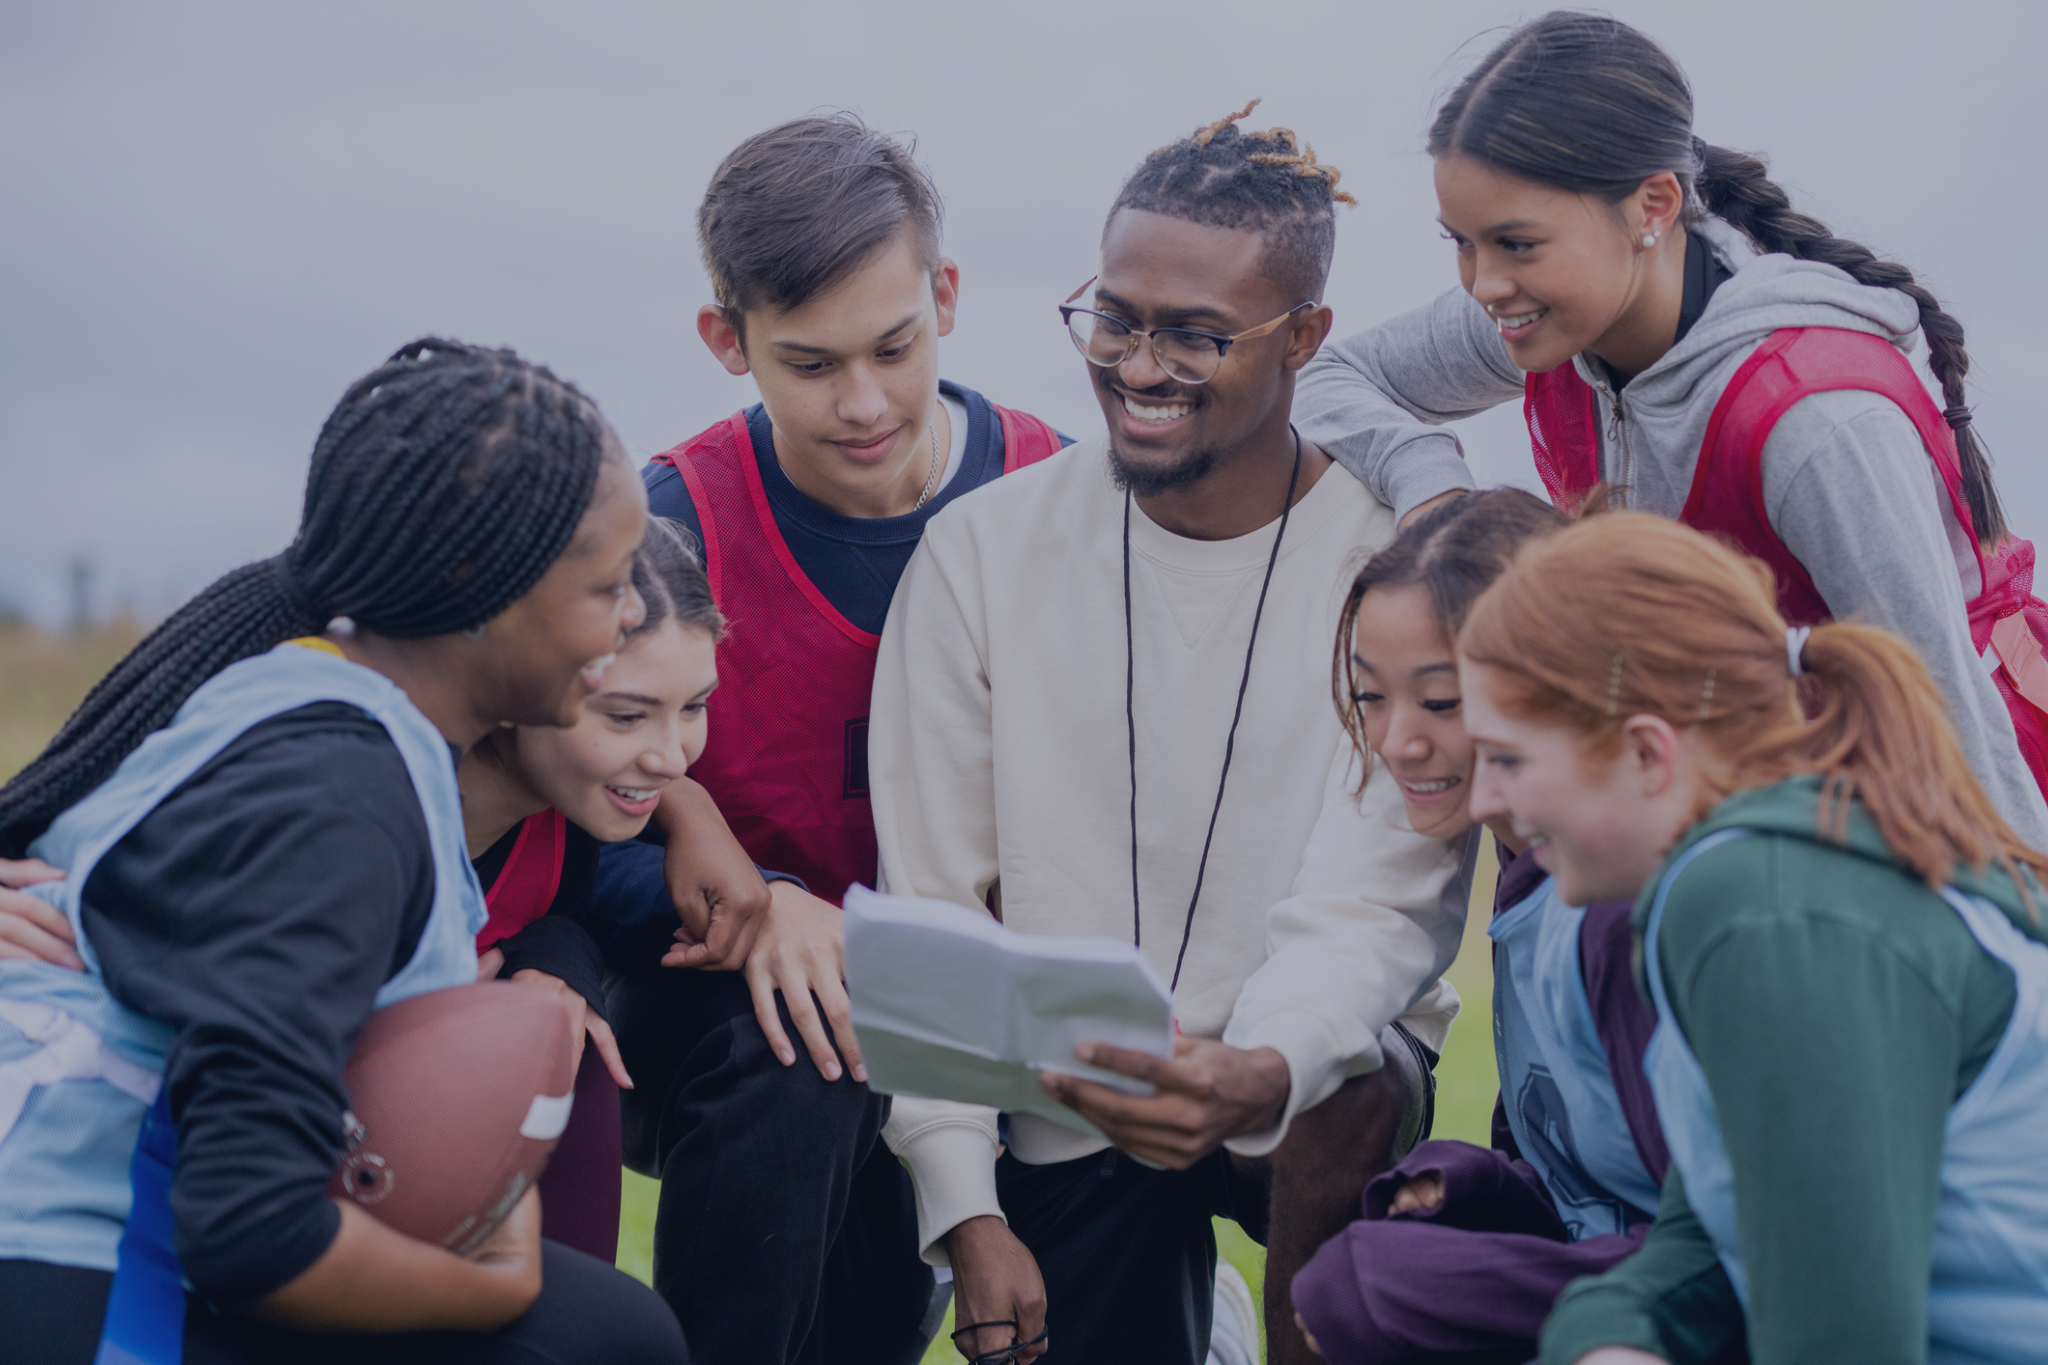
top-left (1065, 311), bottom-right (1225, 384)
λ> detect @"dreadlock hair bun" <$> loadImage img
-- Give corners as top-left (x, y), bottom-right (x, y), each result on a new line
top-left (1112, 98), bottom-right (1355, 304)
top-left (1430, 10), bottom-right (2009, 544)
top-left (0, 337), bottom-right (612, 856)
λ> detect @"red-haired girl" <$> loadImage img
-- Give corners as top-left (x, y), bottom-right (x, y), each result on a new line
top-left (1456, 511), bottom-right (2048, 1365)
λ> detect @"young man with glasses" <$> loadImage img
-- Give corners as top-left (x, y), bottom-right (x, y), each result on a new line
top-left (869, 105), bottom-right (1472, 1365)
top-left (615, 114), bottom-right (1065, 1365)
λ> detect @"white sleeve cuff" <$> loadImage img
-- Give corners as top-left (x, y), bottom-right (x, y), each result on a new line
top-left (1220, 1008), bottom-right (1376, 1159)
top-left (881, 1096), bottom-right (1003, 1267)
top-left (1397, 977), bottom-right (1462, 1057)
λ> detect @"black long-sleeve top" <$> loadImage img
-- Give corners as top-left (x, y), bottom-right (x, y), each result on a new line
top-left (82, 704), bottom-right (803, 1308)
top-left (82, 702), bottom-right (439, 1308)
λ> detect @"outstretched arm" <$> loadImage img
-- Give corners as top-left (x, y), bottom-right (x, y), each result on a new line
top-left (1539, 1169), bottom-right (1735, 1365)
top-left (1294, 286), bottom-right (1521, 520)
top-left (646, 776), bottom-right (772, 969)
top-left (1221, 741), bottom-right (1471, 1156)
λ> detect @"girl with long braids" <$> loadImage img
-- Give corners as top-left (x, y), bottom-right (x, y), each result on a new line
top-left (0, 521), bottom-right (739, 1274)
top-left (0, 339), bottom-right (686, 1364)
top-left (1295, 10), bottom-right (2048, 848)
top-left (1287, 490), bottom-right (1674, 1364)
top-left (1457, 513), bottom-right (2048, 1365)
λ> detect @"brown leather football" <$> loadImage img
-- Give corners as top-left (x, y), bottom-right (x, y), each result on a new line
top-left (327, 980), bottom-right (577, 1254)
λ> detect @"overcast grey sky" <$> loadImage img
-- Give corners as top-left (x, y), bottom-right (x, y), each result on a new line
top-left (2, 0), bottom-right (2040, 624)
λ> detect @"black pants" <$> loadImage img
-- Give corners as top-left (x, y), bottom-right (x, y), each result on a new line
top-left (1, 1241), bottom-right (685, 1365)
top-left (996, 1145), bottom-right (1271, 1365)
top-left (997, 1023), bottom-right (1438, 1365)
top-left (610, 967), bottom-right (934, 1365)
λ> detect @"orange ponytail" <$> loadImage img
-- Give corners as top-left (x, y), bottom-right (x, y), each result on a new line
top-left (1458, 512), bottom-right (2048, 897)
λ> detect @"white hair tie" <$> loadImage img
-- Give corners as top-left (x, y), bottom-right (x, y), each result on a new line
top-left (1787, 625), bottom-right (1813, 677)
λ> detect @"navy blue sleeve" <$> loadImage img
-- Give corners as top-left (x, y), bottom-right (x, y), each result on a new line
top-left (642, 458), bottom-right (705, 549)
top-left (495, 916), bottom-right (609, 1023)
top-left (82, 704), bottom-right (435, 1307)
top-left (585, 839), bottom-right (805, 971)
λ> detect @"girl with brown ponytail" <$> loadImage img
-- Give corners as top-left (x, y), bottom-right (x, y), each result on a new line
top-left (1456, 512), bottom-right (2048, 1365)
top-left (1294, 9), bottom-right (2048, 852)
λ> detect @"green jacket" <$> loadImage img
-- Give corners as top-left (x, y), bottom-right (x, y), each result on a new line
top-left (1540, 775), bottom-right (2044, 1365)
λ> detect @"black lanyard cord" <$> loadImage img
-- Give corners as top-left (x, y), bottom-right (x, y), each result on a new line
top-left (1124, 427), bottom-right (1304, 993)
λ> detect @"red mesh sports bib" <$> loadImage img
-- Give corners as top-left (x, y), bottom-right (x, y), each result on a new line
top-left (1524, 365), bottom-right (1602, 513)
top-left (652, 403), bottom-right (1059, 903)
top-left (1522, 330), bottom-right (2048, 799)
top-left (476, 807), bottom-right (566, 951)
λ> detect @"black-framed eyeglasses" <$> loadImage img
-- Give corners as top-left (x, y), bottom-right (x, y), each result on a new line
top-left (951, 1319), bottom-right (1049, 1365)
top-left (1059, 275), bottom-right (1315, 385)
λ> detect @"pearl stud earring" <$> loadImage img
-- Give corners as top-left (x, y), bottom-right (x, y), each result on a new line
top-left (1642, 231), bottom-right (1660, 248)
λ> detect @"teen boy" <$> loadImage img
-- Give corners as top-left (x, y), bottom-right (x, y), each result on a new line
top-left (611, 115), bottom-right (1064, 1365)
top-left (869, 108), bottom-right (1470, 1365)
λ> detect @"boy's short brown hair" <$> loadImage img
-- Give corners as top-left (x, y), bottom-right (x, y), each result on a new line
top-left (699, 114), bottom-right (943, 344)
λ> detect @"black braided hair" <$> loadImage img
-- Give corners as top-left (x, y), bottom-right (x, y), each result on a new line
top-left (1429, 11), bottom-right (2008, 543)
top-left (629, 517), bottom-right (723, 643)
top-left (0, 338), bottom-right (612, 856)
top-left (1111, 99), bottom-right (1357, 303)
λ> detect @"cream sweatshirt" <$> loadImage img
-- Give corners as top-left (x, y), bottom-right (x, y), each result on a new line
top-left (868, 439), bottom-right (1473, 1264)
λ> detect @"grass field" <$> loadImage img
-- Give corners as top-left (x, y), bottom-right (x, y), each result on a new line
top-left (0, 622), bottom-right (1504, 1364)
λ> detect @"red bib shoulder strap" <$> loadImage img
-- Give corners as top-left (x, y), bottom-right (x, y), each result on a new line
top-left (1684, 328), bottom-right (1984, 625)
top-left (993, 404), bottom-right (1062, 473)
top-left (1522, 366), bottom-right (1602, 512)
top-left (476, 807), bottom-right (567, 951)
top-left (1686, 328), bottom-right (2048, 799)
top-left (648, 413), bottom-right (751, 601)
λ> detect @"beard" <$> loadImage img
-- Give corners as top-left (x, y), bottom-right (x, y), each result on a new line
top-left (1106, 440), bottom-right (1221, 498)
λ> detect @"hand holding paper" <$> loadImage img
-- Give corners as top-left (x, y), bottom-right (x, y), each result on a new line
top-left (843, 885), bottom-right (1173, 1139)
top-left (1038, 1035), bottom-right (1291, 1170)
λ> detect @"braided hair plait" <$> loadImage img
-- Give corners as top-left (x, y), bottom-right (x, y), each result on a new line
top-left (0, 338), bottom-right (611, 856)
top-left (1112, 99), bottom-right (1355, 303)
top-left (1693, 143), bottom-right (2006, 543)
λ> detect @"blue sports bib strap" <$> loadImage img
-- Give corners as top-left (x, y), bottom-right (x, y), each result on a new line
top-left (94, 1088), bottom-right (185, 1365)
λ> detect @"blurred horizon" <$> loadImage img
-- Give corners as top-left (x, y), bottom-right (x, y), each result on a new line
top-left (4, 0), bottom-right (2041, 625)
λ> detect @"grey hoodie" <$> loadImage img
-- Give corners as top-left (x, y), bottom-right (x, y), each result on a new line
top-left (1296, 216), bottom-right (2048, 848)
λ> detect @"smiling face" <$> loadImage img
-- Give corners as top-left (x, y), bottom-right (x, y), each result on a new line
top-left (1088, 209), bottom-right (1328, 496)
top-left (504, 617), bottom-right (718, 842)
top-left (1461, 658), bottom-right (1710, 905)
top-left (472, 449), bottom-right (649, 728)
top-left (1433, 154), bottom-right (1683, 376)
top-left (699, 231), bottom-right (957, 518)
top-left (1350, 585), bottom-right (1475, 841)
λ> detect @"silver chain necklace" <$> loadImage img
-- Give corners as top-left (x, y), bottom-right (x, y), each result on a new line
top-left (913, 422), bottom-right (942, 510)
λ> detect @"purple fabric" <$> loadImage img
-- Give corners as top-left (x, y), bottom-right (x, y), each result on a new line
top-left (1362, 1140), bottom-right (1566, 1240)
top-left (534, 1041), bottom-right (622, 1263)
top-left (1491, 838), bottom-right (1549, 919)
top-left (1293, 1209), bottom-right (1650, 1363)
top-left (1288, 843), bottom-right (1671, 1363)
top-left (1576, 900), bottom-right (1669, 1184)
